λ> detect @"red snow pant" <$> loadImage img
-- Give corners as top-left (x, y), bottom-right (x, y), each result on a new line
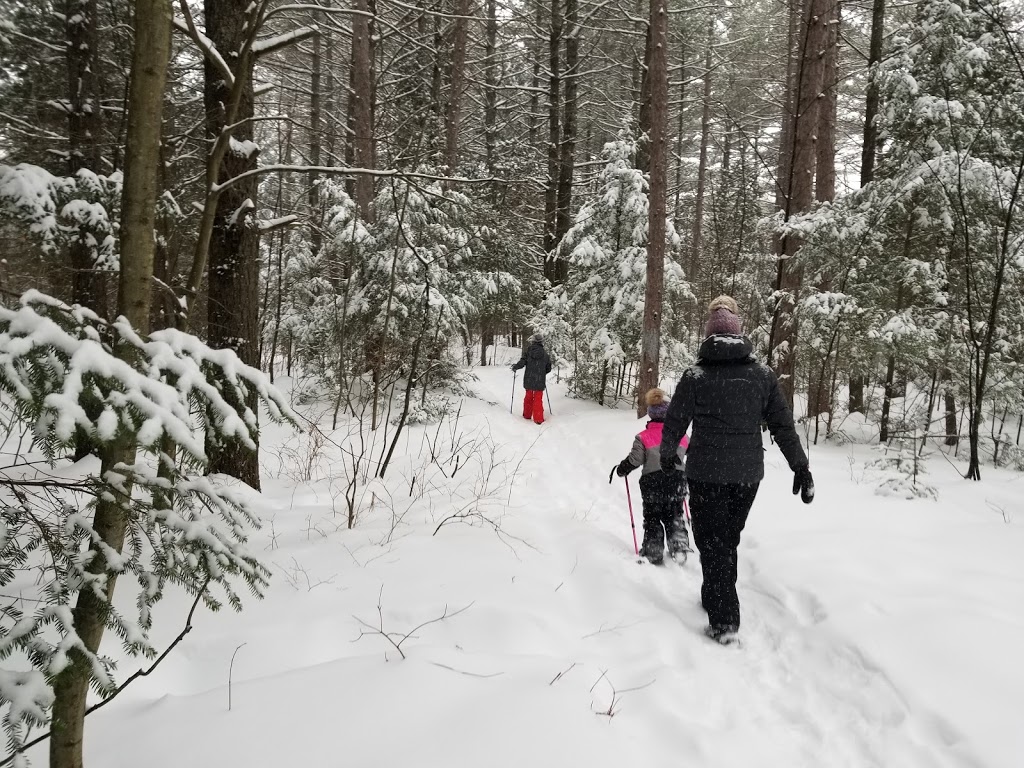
top-left (522, 390), bottom-right (545, 424)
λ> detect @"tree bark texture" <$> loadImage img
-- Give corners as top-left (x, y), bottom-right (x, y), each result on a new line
top-left (769, 0), bottom-right (829, 407)
top-left (860, 0), bottom-right (885, 188)
top-left (49, 2), bottom-right (171, 766)
top-left (637, 0), bottom-right (669, 416)
top-left (350, 0), bottom-right (376, 219)
top-left (445, 0), bottom-right (470, 176)
top-left (484, 0), bottom-right (499, 180)
top-left (550, 0), bottom-right (577, 285)
top-left (543, 0), bottom-right (562, 275)
top-left (808, 0), bottom-right (840, 418)
top-left (636, 21), bottom-right (652, 175)
top-left (689, 17), bottom-right (714, 285)
top-left (309, 23), bottom-right (322, 253)
top-left (204, 0), bottom-right (261, 489)
top-left (529, 0), bottom-right (544, 147)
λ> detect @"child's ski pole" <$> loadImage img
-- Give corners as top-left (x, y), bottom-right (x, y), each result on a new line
top-left (683, 497), bottom-right (691, 525)
top-left (510, 371), bottom-right (516, 414)
top-left (625, 477), bottom-right (639, 556)
top-left (545, 387), bottom-right (553, 415)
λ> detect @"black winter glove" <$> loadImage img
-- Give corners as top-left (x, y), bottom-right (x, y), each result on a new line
top-left (793, 466), bottom-right (814, 504)
top-left (613, 460), bottom-right (633, 480)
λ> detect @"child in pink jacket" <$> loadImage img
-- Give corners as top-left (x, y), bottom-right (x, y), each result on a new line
top-left (611, 388), bottom-right (690, 564)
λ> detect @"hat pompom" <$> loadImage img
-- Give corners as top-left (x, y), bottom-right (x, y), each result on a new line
top-left (645, 387), bottom-right (668, 407)
top-left (708, 295), bottom-right (739, 315)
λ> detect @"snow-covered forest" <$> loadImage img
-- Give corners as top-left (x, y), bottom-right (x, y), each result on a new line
top-left (0, 0), bottom-right (1022, 765)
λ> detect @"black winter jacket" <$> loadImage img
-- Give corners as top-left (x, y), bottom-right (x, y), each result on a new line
top-left (659, 334), bottom-right (808, 485)
top-left (512, 341), bottom-right (552, 390)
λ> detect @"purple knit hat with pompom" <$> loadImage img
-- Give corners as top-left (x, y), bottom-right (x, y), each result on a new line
top-left (704, 295), bottom-right (742, 337)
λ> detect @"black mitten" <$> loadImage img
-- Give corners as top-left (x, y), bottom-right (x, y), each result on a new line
top-left (792, 466), bottom-right (814, 504)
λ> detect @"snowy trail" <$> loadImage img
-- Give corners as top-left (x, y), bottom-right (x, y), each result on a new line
top-left (45, 361), bottom-right (1019, 768)
top-left (470, 366), bottom-right (984, 768)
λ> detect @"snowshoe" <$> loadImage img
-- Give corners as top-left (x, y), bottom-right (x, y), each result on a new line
top-left (669, 547), bottom-right (690, 565)
top-left (640, 547), bottom-right (664, 566)
top-left (634, 520), bottom-right (667, 569)
top-left (703, 625), bottom-right (739, 646)
top-left (639, 523), bottom-right (665, 565)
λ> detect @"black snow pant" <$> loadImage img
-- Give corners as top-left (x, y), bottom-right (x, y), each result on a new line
top-left (688, 480), bottom-right (759, 632)
top-left (638, 472), bottom-right (688, 561)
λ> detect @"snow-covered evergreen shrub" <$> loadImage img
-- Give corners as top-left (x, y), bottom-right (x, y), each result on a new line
top-left (396, 394), bottom-right (452, 426)
top-left (278, 179), bottom-right (535, 408)
top-left (864, 438), bottom-right (938, 500)
top-left (553, 129), bottom-right (692, 403)
top-left (0, 163), bottom-right (121, 269)
top-left (0, 291), bottom-right (295, 758)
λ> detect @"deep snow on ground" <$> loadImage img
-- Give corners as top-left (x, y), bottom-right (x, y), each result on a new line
top-left (19, 352), bottom-right (1024, 768)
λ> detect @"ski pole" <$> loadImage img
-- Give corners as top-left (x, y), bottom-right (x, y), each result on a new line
top-left (624, 477), bottom-right (639, 556)
top-left (545, 387), bottom-right (553, 415)
top-left (683, 497), bottom-right (691, 525)
top-left (510, 371), bottom-right (516, 415)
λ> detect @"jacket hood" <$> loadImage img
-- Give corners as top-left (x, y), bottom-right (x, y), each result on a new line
top-left (698, 334), bottom-right (754, 364)
top-left (527, 341), bottom-right (546, 359)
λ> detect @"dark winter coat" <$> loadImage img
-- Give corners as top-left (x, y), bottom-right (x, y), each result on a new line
top-left (512, 341), bottom-right (552, 391)
top-left (659, 334), bottom-right (808, 485)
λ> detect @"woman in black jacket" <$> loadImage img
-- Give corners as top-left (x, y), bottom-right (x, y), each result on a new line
top-left (659, 296), bottom-right (814, 644)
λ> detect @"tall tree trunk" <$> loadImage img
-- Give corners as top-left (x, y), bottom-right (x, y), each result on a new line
top-left (323, 2), bottom-right (337, 164)
top-left (673, 38), bottom-right (686, 223)
top-left (860, 0), bottom-right (885, 188)
top-left (66, 0), bottom-right (108, 318)
top-left (529, 0), bottom-right (544, 147)
top-left (689, 17), bottom-right (714, 286)
top-left (445, 0), bottom-right (470, 176)
top-left (550, 0), bottom-right (578, 285)
top-left (48, 3), bottom-right (170, 767)
top-left (350, 0), bottom-right (376, 220)
top-left (309, 23), bottom-right (322, 254)
top-left (543, 0), bottom-right (562, 276)
top-left (943, 370), bottom-right (958, 446)
top-left (879, 351), bottom-right (897, 443)
top-left (769, 0), bottom-right (829, 406)
top-left (484, 0), bottom-right (498, 181)
top-left (636, 21), bottom-right (652, 174)
top-left (204, 0), bottom-right (261, 489)
top-left (637, 0), bottom-right (669, 416)
top-left (850, 0), bottom-right (885, 413)
top-left (808, 0), bottom-right (840, 418)
top-left (815, 2), bottom-right (838, 205)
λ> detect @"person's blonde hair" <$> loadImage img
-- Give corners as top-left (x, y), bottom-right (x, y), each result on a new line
top-left (708, 295), bottom-right (739, 315)
top-left (645, 387), bottom-right (668, 407)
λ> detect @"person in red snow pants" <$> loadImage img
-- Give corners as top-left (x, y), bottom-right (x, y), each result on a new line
top-left (511, 333), bottom-right (552, 425)
top-left (522, 389), bottom-right (545, 423)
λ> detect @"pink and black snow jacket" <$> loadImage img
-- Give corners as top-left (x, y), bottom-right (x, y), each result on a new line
top-left (622, 421), bottom-right (688, 476)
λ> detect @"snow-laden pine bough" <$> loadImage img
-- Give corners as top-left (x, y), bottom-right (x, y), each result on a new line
top-left (0, 292), bottom-right (297, 765)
